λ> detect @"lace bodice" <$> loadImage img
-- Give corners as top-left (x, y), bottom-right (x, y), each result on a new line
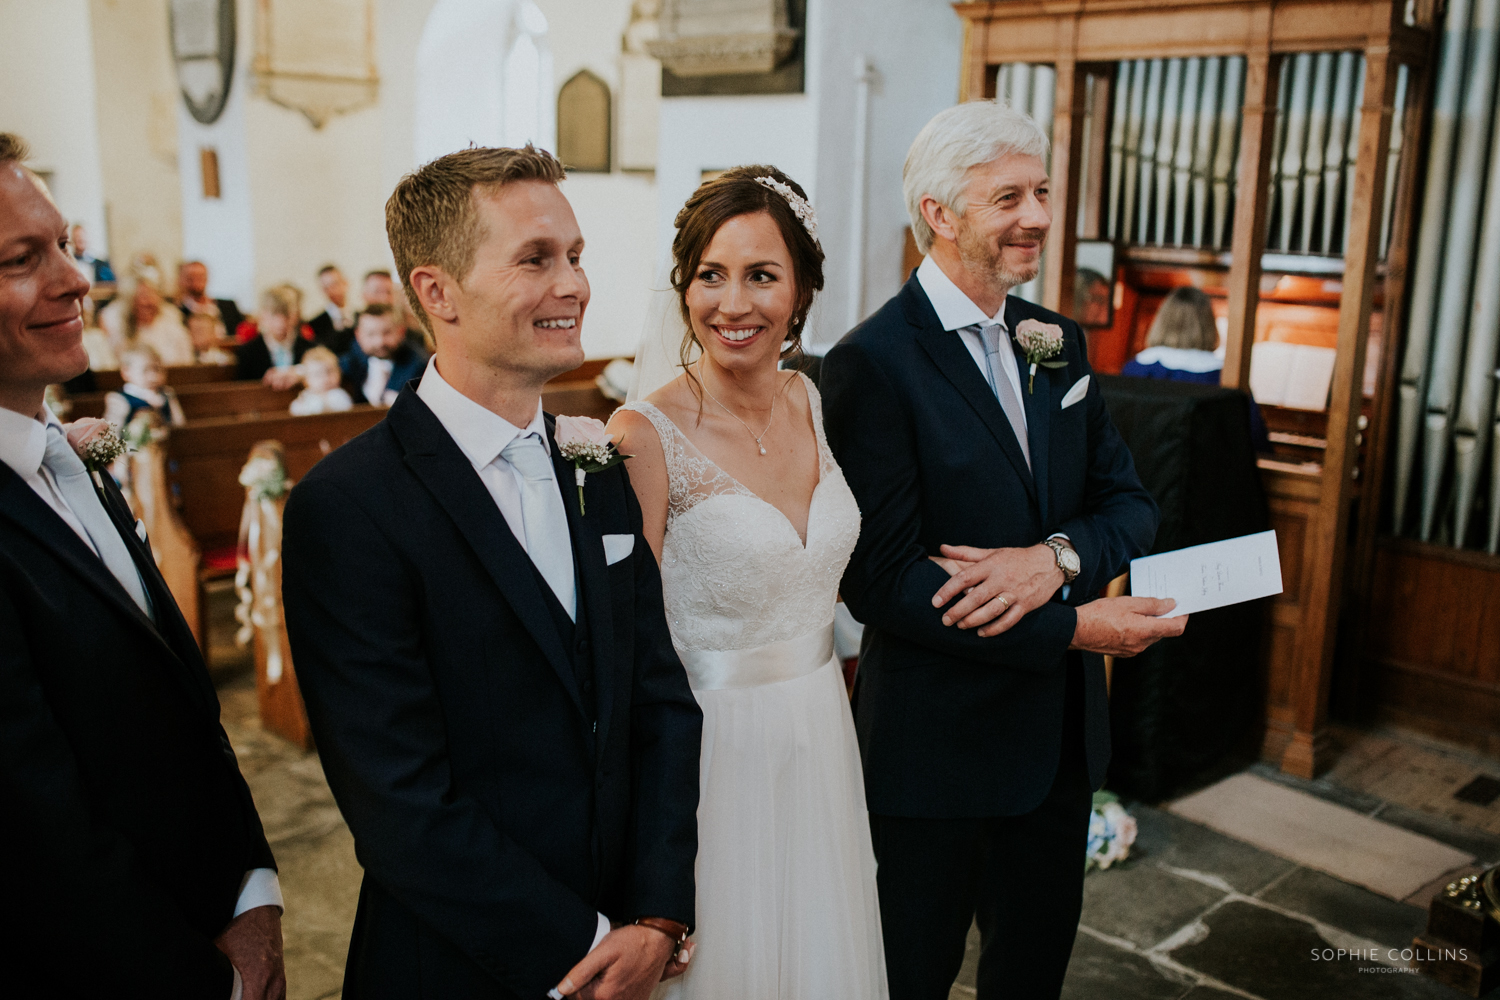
top-left (621, 375), bottom-right (860, 655)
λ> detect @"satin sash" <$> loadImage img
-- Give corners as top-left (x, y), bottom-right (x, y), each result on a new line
top-left (679, 626), bottom-right (836, 691)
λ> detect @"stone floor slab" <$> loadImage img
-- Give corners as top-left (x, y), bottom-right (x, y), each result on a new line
top-left (1169, 774), bottom-right (1475, 900)
top-left (1062, 931), bottom-right (1193, 1000)
top-left (1256, 866), bottom-right (1428, 951)
top-left (1082, 862), bottom-right (1228, 950)
top-left (1167, 899), bottom-right (1460, 999)
top-left (1131, 804), bottom-right (1298, 895)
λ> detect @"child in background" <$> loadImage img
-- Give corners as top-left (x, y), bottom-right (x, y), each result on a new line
top-left (290, 347), bottom-right (354, 416)
top-left (104, 345), bottom-right (185, 428)
top-left (187, 312), bottom-right (235, 365)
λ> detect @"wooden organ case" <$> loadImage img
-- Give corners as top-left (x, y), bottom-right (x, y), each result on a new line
top-left (952, 0), bottom-right (1437, 778)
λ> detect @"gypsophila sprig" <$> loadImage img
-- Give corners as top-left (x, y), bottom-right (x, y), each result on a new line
top-left (239, 455), bottom-right (289, 502)
top-left (66, 418), bottom-right (127, 472)
top-left (555, 415), bottom-right (630, 516)
top-left (1013, 318), bottom-right (1068, 393)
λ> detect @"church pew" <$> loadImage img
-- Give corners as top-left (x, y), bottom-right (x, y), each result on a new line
top-left (92, 364), bottom-right (236, 392)
top-left (68, 381), bottom-right (300, 421)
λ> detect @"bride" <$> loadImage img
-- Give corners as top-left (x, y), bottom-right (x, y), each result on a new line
top-left (608, 166), bottom-right (888, 999)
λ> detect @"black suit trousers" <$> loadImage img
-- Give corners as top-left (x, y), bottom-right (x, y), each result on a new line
top-left (870, 656), bottom-right (1093, 1000)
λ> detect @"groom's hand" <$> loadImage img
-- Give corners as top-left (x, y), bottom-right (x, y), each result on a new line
top-left (554, 924), bottom-right (675, 1000)
top-left (930, 543), bottom-right (1065, 637)
top-left (1070, 597), bottom-right (1187, 656)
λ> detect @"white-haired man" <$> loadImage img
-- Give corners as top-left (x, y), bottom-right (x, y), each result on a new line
top-left (822, 102), bottom-right (1185, 999)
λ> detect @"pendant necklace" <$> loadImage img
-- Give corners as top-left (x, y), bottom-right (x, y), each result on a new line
top-left (698, 359), bottom-right (781, 455)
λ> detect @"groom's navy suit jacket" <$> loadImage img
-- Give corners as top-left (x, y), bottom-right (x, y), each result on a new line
top-left (822, 276), bottom-right (1157, 819)
top-left (0, 453), bottom-right (275, 996)
top-left (282, 386), bottom-right (702, 1000)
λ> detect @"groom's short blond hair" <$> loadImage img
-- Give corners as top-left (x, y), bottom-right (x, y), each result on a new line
top-left (386, 145), bottom-right (566, 332)
top-left (903, 101), bottom-right (1049, 255)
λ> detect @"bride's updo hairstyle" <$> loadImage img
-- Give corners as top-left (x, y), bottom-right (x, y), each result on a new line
top-left (670, 165), bottom-right (825, 378)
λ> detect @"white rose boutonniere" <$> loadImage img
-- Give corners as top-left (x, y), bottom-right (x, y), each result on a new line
top-left (554, 415), bottom-right (630, 515)
top-left (1013, 319), bottom-right (1069, 393)
top-left (65, 418), bottom-right (127, 474)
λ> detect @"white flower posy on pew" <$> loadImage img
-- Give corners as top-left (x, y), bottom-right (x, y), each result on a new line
top-left (554, 415), bottom-right (630, 516)
top-left (239, 455), bottom-right (289, 502)
top-left (1013, 319), bottom-right (1068, 393)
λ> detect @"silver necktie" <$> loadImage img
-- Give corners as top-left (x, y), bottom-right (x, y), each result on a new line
top-left (41, 425), bottom-right (153, 617)
top-left (500, 433), bottom-right (576, 620)
top-left (979, 322), bottom-right (1031, 471)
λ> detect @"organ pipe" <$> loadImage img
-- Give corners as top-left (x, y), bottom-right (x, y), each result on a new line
top-left (1278, 54), bottom-right (1315, 250)
top-left (1212, 57), bottom-right (1244, 248)
top-left (1109, 60), bottom-right (1133, 242)
top-left (1122, 59), bottom-right (1149, 242)
top-left (1174, 58), bottom-right (1203, 246)
top-left (1155, 59), bottom-right (1184, 244)
top-left (1393, 0), bottom-right (1474, 533)
top-left (1342, 68), bottom-right (1364, 253)
top-left (1137, 59), bottom-right (1165, 243)
top-left (1192, 57), bottom-right (1223, 247)
top-left (1418, 0), bottom-right (1500, 542)
top-left (1380, 66), bottom-right (1410, 257)
top-left (1301, 53), bottom-right (1335, 252)
top-left (1323, 53), bottom-right (1360, 253)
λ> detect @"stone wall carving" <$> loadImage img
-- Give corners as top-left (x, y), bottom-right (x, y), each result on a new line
top-left (646, 0), bottom-right (799, 78)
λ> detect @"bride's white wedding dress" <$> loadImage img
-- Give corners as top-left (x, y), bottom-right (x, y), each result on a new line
top-left (623, 375), bottom-right (888, 1000)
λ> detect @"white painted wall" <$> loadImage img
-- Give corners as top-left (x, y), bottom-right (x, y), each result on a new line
top-left (0, 0), bottom-right (109, 251)
top-left (652, 0), bottom-right (964, 350)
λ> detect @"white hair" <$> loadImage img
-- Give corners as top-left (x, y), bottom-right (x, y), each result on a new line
top-left (903, 100), bottom-right (1050, 254)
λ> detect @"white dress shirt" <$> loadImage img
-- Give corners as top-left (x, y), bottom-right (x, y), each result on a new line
top-left (413, 357), bottom-right (608, 962)
top-left (916, 255), bottom-right (1028, 433)
top-left (0, 403), bottom-right (283, 999)
top-left (363, 356), bottom-right (397, 406)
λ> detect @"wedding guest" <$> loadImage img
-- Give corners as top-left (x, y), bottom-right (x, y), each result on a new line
top-left (1075, 267), bottom-right (1112, 328)
top-left (177, 260), bottom-right (245, 336)
top-left (69, 222), bottom-right (115, 304)
top-left (101, 280), bottom-right (195, 365)
top-left (308, 264), bottom-right (356, 353)
top-left (103, 345), bottom-right (185, 428)
top-left (289, 347), bottom-right (353, 415)
top-left (340, 302), bottom-right (427, 406)
top-left (822, 101), bottom-right (1182, 1000)
top-left (236, 285), bottom-right (312, 387)
top-left (281, 143), bottom-right (701, 1000)
top-left (0, 129), bottom-right (284, 999)
top-left (364, 266), bottom-right (432, 349)
top-left (1121, 287), bottom-right (1270, 452)
top-left (361, 267), bottom-right (396, 308)
top-left (187, 311), bottom-right (236, 365)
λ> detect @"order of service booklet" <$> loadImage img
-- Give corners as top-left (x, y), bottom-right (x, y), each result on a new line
top-left (1129, 530), bottom-right (1284, 617)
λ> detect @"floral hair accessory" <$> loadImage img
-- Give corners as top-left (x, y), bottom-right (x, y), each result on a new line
top-left (1013, 318), bottom-right (1068, 393)
top-left (753, 175), bottom-right (819, 246)
top-left (555, 415), bottom-right (630, 515)
top-left (65, 418), bottom-right (127, 472)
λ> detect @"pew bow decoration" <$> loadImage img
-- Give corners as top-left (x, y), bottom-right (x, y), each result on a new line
top-left (1013, 319), bottom-right (1068, 393)
top-left (554, 415), bottom-right (629, 516)
top-left (234, 445), bottom-right (291, 683)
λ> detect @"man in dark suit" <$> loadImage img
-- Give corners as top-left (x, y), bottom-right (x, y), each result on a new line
top-left (338, 302), bottom-right (428, 406)
top-left (0, 133), bottom-right (284, 997)
top-left (282, 145), bottom-right (702, 1000)
top-left (178, 259), bottom-right (245, 336)
top-left (821, 102), bottom-right (1185, 1000)
top-left (308, 264), bottom-right (356, 354)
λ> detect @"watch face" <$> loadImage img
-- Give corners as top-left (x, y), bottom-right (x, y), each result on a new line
top-left (1063, 548), bottom-right (1081, 573)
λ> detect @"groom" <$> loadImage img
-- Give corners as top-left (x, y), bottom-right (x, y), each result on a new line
top-left (822, 102), bottom-right (1184, 999)
top-left (282, 146), bottom-right (702, 1000)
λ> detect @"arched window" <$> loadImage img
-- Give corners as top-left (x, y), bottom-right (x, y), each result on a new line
top-left (557, 70), bottom-right (611, 172)
top-left (413, 0), bottom-right (555, 165)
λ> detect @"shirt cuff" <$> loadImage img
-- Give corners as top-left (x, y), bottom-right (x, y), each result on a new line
top-left (230, 966), bottom-right (243, 1000)
top-left (547, 915), bottom-right (612, 999)
top-left (234, 868), bottom-right (284, 917)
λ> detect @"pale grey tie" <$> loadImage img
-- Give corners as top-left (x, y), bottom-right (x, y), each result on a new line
top-left (500, 433), bottom-right (576, 620)
top-left (41, 424), bottom-right (153, 617)
top-left (979, 322), bottom-right (1031, 471)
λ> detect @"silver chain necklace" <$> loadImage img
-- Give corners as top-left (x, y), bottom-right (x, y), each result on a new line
top-left (697, 359), bottom-right (783, 456)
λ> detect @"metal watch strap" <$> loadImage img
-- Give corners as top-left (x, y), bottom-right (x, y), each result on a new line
top-left (1044, 538), bottom-right (1078, 583)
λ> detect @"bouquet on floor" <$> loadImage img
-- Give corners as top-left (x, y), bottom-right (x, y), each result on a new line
top-left (1086, 790), bottom-right (1138, 871)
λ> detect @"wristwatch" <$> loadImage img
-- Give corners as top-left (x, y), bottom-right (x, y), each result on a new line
top-left (1043, 537), bottom-right (1080, 584)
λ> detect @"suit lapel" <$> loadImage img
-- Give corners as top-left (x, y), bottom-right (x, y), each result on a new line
top-left (0, 463), bottom-right (173, 649)
top-left (547, 418), bottom-right (616, 755)
top-left (389, 393), bottom-right (588, 718)
top-left (906, 280), bottom-right (1038, 504)
top-left (1007, 297), bottom-right (1053, 525)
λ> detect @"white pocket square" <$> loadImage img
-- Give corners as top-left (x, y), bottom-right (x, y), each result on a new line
top-left (1060, 375), bottom-right (1091, 409)
top-left (603, 533), bottom-right (635, 566)
top-left (135, 519), bottom-right (148, 542)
